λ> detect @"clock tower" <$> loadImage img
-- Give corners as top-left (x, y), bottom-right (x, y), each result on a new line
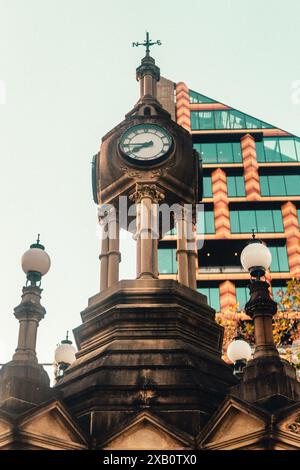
top-left (57, 35), bottom-right (237, 449)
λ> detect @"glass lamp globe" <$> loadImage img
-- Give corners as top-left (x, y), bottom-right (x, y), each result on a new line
top-left (227, 338), bottom-right (252, 363)
top-left (21, 236), bottom-right (51, 284)
top-left (54, 341), bottom-right (76, 366)
top-left (240, 241), bottom-right (272, 277)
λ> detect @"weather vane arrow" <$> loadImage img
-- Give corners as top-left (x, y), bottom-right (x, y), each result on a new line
top-left (132, 31), bottom-right (162, 56)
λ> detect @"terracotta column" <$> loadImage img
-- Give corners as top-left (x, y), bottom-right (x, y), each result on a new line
top-left (175, 207), bottom-right (190, 287)
top-left (130, 184), bottom-right (164, 279)
top-left (13, 286), bottom-right (46, 363)
top-left (211, 168), bottom-right (230, 238)
top-left (176, 82), bottom-right (191, 132)
top-left (282, 201), bottom-right (300, 277)
top-left (241, 134), bottom-right (260, 201)
top-left (107, 207), bottom-right (121, 287)
top-left (245, 280), bottom-right (279, 359)
top-left (219, 281), bottom-right (236, 312)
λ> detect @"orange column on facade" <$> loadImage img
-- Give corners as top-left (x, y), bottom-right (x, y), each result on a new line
top-left (241, 134), bottom-right (260, 201)
top-left (175, 82), bottom-right (191, 132)
top-left (211, 168), bottom-right (230, 238)
top-left (219, 281), bottom-right (236, 312)
top-left (282, 202), bottom-right (300, 277)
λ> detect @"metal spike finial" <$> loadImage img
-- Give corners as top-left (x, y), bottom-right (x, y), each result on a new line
top-left (132, 31), bottom-right (162, 56)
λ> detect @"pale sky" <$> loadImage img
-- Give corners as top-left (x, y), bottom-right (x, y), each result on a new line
top-left (0, 0), bottom-right (300, 375)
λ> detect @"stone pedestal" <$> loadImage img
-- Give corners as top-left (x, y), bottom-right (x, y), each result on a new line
top-left (56, 279), bottom-right (237, 446)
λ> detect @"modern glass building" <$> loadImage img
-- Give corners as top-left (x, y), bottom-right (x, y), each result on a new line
top-left (157, 78), bottom-right (300, 313)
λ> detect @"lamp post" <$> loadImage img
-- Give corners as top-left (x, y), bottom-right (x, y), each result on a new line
top-left (230, 235), bottom-right (300, 404)
top-left (240, 234), bottom-right (279, 360)
top-left (0, 236), bottom-right (52, 404)
top-left (13, 236), bottom-right (51, 363)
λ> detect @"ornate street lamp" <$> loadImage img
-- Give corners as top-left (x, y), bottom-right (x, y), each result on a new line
top-left (54, 332), bottom-right (76, 380)
top-left (21, 234), bottom-right (51, 286)
top-left (227, 335), bottom-right (252, 378)
top-left (0, 236), bottom-right (52, 404)
top-left (240, 233), bottom-right (278, 359)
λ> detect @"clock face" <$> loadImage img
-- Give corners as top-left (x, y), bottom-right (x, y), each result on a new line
top-left (119, 124), bottom-right (173, 162)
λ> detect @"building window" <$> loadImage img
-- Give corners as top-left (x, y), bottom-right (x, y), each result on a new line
top-left (236, 285), bottom-right (287, 310)
top-left (203, 176), bottom-right (213, 197)
top-left (196, 210), bottom-right (215, 234)
top-left (269, 246), bottom-right (289, 272)
top-left (158, 248), bottom-right (177, 274)
top-left (195, 142), bottom-right (242, 164)
top-left (230, 209), bottom-right (284, 233)
top-left (191, 110), bottom-right (273, 131)
top-left (256, 137), bottom-right (300, 163)
top-left (227, 176), bottom-right (246, 197)
top-left (236, 286), bottom-right (249, 311)
top-left (197, 286), bottom-right (220, 311)
top-left (260, 174), bottom-right (300, 196)
top-left (272, 286), bottom-right (287, 306)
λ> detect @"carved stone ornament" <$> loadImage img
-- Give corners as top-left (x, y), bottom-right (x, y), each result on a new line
top-left (150, 157), bottom-right (176, 178)
top-left (120, 165), bottom-right (142, 179)
top-left (129, 183), bottom-right (165, 204)
top-left (288, 414), bottom-right (300, 435)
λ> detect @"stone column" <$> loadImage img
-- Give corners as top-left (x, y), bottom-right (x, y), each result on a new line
top-left (245, 280), bottom-right (279, 359)
top-left (13, 286), bottom-right (46, 363)
top-left (241, 134), bottom-right (260, 201)
top-left (175, 207), bottom-right (190, 288)
top-left (130, 184), bottom-right (164, 279)
top-left (187, 219), bottom-right (197, 290)
top-left (99, 221), bottom-right (109, 292)
top-left (143, 74), bottom-right (157, 98)
top-left (107, 207), bottom-right (121, 287)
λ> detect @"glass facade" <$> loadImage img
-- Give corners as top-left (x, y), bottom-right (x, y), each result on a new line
top-left (230, 209), bottom-right (284, 233)
top-left (195, 142), bottom-right (242, 164)
top-left (203, 176), bottom-right (213, 197)
top-left (236, 285), bottom-right (287, 310)
top-left (189, 90), bottom-right (215, 104)
top-left (272, 286), bottom-right (287, 305)
top-left (196, 210), bottom-right (215, 234)
top-left (260, 174), bottom-right (300, 196)
top-left (227, 176), bottom-right (246, 197)
top-left (197, 286), bottom-right (220, 311)
top-left (158, 248), bottom-right (177, 274)
top-left (236, 286), bottom-right (249, 311)
top-left (256, 137), bottom-right (300, 163)
top-left (269, 246), bottom-right (289, 272)
top-left (191, 110), bottom-right (273, 131)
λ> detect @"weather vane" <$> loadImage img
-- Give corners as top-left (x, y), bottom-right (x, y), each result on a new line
top-left (132, 31), bottom-right (162, 56)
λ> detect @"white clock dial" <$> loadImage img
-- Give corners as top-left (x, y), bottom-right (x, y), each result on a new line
top-left (119, 124), bottom-right (172, 162)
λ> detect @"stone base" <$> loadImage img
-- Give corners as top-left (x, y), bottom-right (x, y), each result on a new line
top-left (231, 356), bottom-right (300, 411)
top-left (56, 279), bottom-right (237, 444)
top-left (0, 360), bottom-right (52, 405)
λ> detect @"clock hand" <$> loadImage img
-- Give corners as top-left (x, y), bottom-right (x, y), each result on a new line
top-left (128, 141), bottom-right (154, 147)
top-left (130, 141), bottom-right (154, 152)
